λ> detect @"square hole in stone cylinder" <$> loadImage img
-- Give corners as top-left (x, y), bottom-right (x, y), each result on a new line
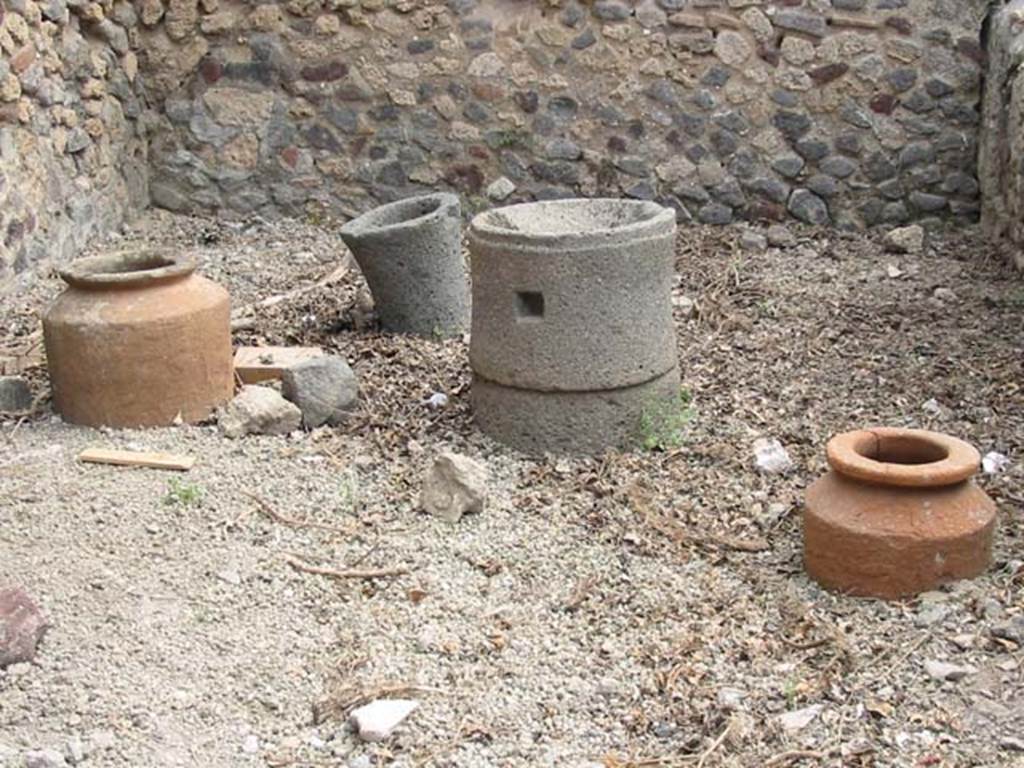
top-left (515, 291), bottom-right (545, 322)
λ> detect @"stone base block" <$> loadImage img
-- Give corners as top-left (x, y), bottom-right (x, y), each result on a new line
top-left (471, 368), bottom-right (681, 455)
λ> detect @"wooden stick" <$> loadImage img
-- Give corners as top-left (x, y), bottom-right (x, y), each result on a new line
top-left (285, 554), bottom-right (411, 581)
top-left (696, 722), bottom-right (732, 768)
top-left (241, 490), bottom-right (352, 535)
top-left (78, 447), bottom-right (195, 471)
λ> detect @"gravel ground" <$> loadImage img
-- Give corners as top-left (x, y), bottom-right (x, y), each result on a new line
top-left (1, 210), bottom-right (1023, 768)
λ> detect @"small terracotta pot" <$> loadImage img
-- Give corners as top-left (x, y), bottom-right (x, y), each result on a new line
top-left (804, 427), bottom-right (996, 599)
top-left (43, 249), bottom-right (233, 428)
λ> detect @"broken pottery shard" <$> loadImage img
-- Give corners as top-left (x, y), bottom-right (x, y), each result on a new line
top-left (219, 386), bottom-right (302, 438)
top-left (234, 346), bottom-right (325, 384)
top-left (753, 438), bottom-right (794, 474)
top-left (420, 452), bottom-right (489, 523)
top-left (0, 587), bottom-right (50, 668)
top-left (349, 699), bottom-right (419, 742)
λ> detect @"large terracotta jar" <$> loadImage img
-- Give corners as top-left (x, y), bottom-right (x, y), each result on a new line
top-left (804, 427), bottom-right (996, 599)
top-left (43, 250), bottom-right (233, 428)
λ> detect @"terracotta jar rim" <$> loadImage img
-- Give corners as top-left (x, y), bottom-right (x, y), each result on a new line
top-left (59, 250), bottom-right (196, 289)
top-left (826, 427), bottom-right (980, 488)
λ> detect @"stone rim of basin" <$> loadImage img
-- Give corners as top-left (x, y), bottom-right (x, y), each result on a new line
top-left (59, 249), bottom-right (197, 290)
top-left (826, 427), bottom-right (980, 488)
top-left (469, 198), bottom-right (675, 249)
top-left (339, 192), bottom-right (459, 240)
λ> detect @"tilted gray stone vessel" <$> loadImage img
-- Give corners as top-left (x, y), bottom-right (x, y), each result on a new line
top-left (468, 198), bottom-right (681, 454)
top-left (340, 193), bottom-right (469, 337)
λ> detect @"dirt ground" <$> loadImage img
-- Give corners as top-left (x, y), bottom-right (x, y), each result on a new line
top-left (1, 210), bottom-right (1022, 768)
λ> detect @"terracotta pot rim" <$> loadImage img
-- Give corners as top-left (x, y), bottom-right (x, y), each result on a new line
top-left (826, 427), bottom-right (980, 488)
top-left (59, 250), bottom-right (196, 289)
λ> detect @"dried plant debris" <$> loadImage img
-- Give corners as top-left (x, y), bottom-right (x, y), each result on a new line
top-left (0, 211), bottom-right (1022, 767)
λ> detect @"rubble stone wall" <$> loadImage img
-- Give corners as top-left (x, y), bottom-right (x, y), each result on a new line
top-left (979, 0), bottom-right (1024, 269)
top-left (0, 0), bottom-right (150, 287)
top-left (141, 0), bottom-right (990, 230)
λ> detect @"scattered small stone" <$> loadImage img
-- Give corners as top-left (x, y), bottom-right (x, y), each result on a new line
top-left (923, 659), bottom-right (976, 682)
top-left (991, 615), bottom-right (1024, 645)
top-left (753, 438), bottom-right (793, 475)
top-left (349, 699), bottom-right (419, 742)
top-left (281, 356), bottom-right (359, 428)
top-left (766, 224), bottom-right (796, 248)
top-left (241, 734), bottom-right (260, 754)
top-left (778, 704), bottom-right (823, 731)
top-left (884, 224), bottom-right (924, 254)
top-left (64, 737), bottom-right (85, 765)
top-left (886, 264), bottom-right (904, 279)
top-left (921, 398), bottom-right (942, 416)
top-left (216, 569), bottom-right (241, 586)
top-left (426, 392), bottom-right (449, 409)
top-left (219, 386), bottom-right (303, 438)
top-left (932, 287), bottom-right (958, 304)
top-left (348, 756), bottom-right (373, 768)
top-left (739, 230), bottom-right (767, 252)
top-left (1001, 736), bottom-right (1024, 752)
top-left (717, 687), bottom-right (746, 711)
top-left (486, 176), bottom-right (516, 201)
top-left (25, 750), bottom-right (67, 768)
top-left (672, 295), bottom-right (696, 318)
top-left (88, 731), bottom-right (116, 752)
top-left (982, 451), bottom-right (1010, 474)
top-left (0, 375), bottom-right (32, 412)
top-left (420, 452), bottom-right (489, 523)
top-left (0, 587), bottom-right (49, 668)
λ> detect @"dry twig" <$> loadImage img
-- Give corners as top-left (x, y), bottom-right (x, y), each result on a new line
top-left (241, 490), bottom-right (353, 535)
top-left (284, 554), bottom-right (412, 581)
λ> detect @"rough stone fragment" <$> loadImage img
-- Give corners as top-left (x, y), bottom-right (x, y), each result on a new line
top-left (350, 700), bottom-right (419, 742)
top-left (0, 587), bottom-right (49, 668)
top-left (420, 452), bottom-right (489, 523)
top-left (883, 224), bottom-right (924, 254)
top-left (219, 386), bottom-right (302, 438)
top-left (754, 438), bottom-right (794, 474)
top-left (778, 705), bottom-right (823, 731)
top-left (766, 224), bottom-right (796, 248)
top-left (0, 376), bottom-right (32, 412)
top-left (486, 176), bottom-right (515, 201)
top-left (25, 750), bottom-right (67, 768)
top-left (739, 230), bottom-right (767, 252)
top-left (924, 659), bottom-right (976, 682)
top-left (281, 357), bottom-right (358, 428)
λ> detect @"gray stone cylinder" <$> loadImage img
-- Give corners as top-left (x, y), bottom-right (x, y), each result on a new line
top-left (468, 198), bottom-right (681, 454)
top-left (339, 193), bottom-right (469, 336)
